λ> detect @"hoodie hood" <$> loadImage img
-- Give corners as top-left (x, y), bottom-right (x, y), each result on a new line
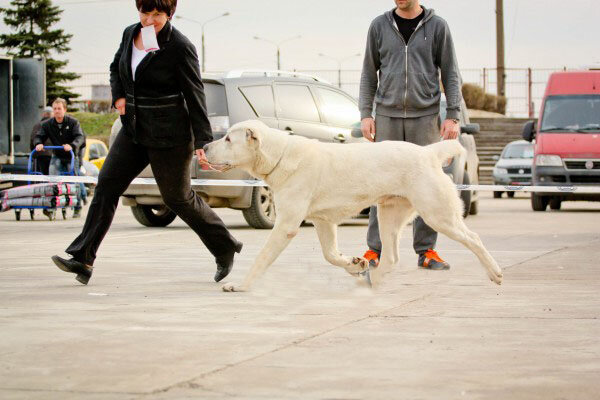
top-left (384, 6), bottom-right (436, 42)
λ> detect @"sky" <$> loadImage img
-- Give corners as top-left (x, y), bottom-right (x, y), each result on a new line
top-left (1, 0), bottom-right (599, 74)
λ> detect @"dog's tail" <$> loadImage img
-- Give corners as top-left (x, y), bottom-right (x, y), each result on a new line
top-left (427, 139), bottom-right (466, 165)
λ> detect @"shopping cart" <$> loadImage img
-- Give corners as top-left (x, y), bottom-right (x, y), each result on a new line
top-left (12, 146), bottom-right (78, 221)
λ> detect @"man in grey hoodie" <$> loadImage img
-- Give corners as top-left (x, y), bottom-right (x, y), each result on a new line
top-left (359, 0), bottom-right (461, 270)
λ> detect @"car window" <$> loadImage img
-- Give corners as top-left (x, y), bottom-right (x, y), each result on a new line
top-left (96, 143), bottom-right (107, 157)
top-left (540, 95), bottom-right (600, 132)
top-left (204, 82), bottom-right (228, 116)
top-left (274, 84), bottom-right (320, 122)
top-left (502, 143), bottom-right (534, 159)
top-left (315, 88), bottom-right (360, 128)
top-left (88, 144), bottom-right (99, 160)
top-left (239, 85), bottom-right (275, 118)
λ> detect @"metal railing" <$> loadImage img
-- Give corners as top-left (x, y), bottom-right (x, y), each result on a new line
top-left (68, 67), bottom-right (571, 118)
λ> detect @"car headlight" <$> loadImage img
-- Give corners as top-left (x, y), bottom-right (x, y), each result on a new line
top-left (493, 167), bottom-right (508, 175)
top-left (535, 154), bottom-right (563, 167)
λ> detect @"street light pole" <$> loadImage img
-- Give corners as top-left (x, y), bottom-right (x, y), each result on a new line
top-left (496, 0), bottom-right (505, 97)
top-left (277, 47), bottom-right (281, 70)
top-left (318, 53), bottom-right (361, 88)
top-left (254, 35), bottom-right (301, 70)
top-left (175, 12), bottom-right (230, 72)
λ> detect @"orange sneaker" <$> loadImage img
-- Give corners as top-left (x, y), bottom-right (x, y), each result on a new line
top-left (418, 249), bottom-right (450, 270)
top-left (363, 249), bottom-right (380, 268)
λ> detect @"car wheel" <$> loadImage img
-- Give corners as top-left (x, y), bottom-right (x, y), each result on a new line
top-left (459, 171), bottom-right (472, 219)
top-left (242, 186), bottom-right (275, 229)
top-left (507, 191), bottom-right (515, 198)
top-left (531, 193), bottom-right (549, 211)
top-left (493, 191), bottom-right (502, 198)
top-left (131, 205), bottom-right (177, 227)
top-left (549, 197), bottom-right (562, 210)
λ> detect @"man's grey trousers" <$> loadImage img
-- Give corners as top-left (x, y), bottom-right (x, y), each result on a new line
top-left (367, 113), bottom-right (441, 255)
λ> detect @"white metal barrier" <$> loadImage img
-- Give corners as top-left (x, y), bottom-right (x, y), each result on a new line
top-left (2, 174), bottom-right (600, 194)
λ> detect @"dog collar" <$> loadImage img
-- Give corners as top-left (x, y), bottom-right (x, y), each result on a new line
top-left (262, 139), bottom-right (292, 177)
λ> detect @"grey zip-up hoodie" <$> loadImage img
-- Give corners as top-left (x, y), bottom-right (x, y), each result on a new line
top-left (359, 7), bottom-right (461, 120)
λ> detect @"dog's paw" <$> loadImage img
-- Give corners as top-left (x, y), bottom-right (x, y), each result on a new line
top-left (489, 271), bottom-right (503, 285)
top-left (222, 282), bottom-right (245, 292)
top-left (346, 257), bottom-right (369, 276)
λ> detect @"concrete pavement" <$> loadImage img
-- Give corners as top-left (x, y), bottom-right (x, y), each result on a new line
top-left (0, 193), bottom-right (599, 399)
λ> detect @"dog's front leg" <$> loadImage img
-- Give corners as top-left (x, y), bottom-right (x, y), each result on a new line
top-left (312, 219), bottom-right (368, 276)
top-left (222, 214), bottom-right (304, 292)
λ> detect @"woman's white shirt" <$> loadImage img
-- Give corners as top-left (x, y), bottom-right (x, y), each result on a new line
top-left (131, 43), bottom-right (146, 80)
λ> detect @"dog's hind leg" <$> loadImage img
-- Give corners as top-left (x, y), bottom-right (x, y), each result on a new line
top-left (222, 211), bottom-right (305, 292)
top-left (370, 197), bottom-right (416, 286)
top-left (420, 211), bottom-right (503, 285)
top-left (312, 219), bottom-right (368, 276)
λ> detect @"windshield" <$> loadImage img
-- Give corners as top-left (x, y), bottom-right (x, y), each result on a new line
top-left (540, 95), bottom-right (600, 132)
top-left (502, 143), bottom-right (534, 159)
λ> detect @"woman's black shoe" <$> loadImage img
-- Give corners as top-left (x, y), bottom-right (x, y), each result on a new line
top-left (51, 255), bottom-right (93, 285)
top-left (214, 241), bottom-right (243, 282)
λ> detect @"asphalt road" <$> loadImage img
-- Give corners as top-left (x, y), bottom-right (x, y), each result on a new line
top-left (1, 193), bottom-right (599, 399)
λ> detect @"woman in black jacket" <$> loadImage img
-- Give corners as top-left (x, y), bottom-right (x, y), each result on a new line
top-left (51, 0), bottom-right (243, 285)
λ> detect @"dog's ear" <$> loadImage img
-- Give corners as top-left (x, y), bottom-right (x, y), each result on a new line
top-left (246, 128), bottom-right (261, 147)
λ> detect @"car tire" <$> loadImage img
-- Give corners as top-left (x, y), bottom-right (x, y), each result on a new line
top-left (242, 186), bottom-right (275, 229)
top-left (507, 191), bottom-right (515, 198)
top-left (131, 205), bottom-right (177, 227)
top-left (493, 191), bottom-right (502, 198)
top-left (549, 197), bottom-right (562, 210)
top-left (531, 193), bottom-right (549, 212)
top-left (459, 171), bottom-right (472, 219)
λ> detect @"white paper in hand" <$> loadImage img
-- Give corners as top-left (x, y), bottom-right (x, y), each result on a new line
top-left (141, 25), bottom-right (160, 52)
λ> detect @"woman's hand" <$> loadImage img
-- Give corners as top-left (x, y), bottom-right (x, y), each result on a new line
top-left (196, 149), bottom-right (209, 168)
top-left (115, 98), bottom-right (126, 115)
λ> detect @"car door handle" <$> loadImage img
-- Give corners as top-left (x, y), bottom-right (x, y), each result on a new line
top-left (284, 127), bottom-right (294, 135)
top-left (333, 134), bottom-right (346, 143)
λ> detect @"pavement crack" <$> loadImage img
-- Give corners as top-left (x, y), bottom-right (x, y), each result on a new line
top-left (503, 238), bottom-right (600, 271)
top-left (150, 293), bottom-right (433, 395)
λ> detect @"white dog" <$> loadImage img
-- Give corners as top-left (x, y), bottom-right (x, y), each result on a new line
top-left (204, 120), bottom-right (503, 292)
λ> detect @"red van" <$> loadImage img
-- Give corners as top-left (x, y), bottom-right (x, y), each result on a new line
top-left (522, 71), bottom-right (600, 211)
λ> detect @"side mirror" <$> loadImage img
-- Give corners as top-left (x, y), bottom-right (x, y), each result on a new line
top-left (492, 154), bottom-right (500, 161)
top-left (351, 125), bottom-right (362, 138)
top-left (522, 121), bottom-right (536, 142)
top-left (461, 123), bottom-right (480, 135)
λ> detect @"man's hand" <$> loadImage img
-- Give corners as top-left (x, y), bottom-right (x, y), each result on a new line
top-left (35, 144), bottom-right (44, 152)
top-left (441, 119), bottom-right (460, 140)
top-left (63, 144), bottom-right (72, 152)
top-left (115, 98), bottom-right (126, 115)
top-left (361, 117), bottom-right (376, 142)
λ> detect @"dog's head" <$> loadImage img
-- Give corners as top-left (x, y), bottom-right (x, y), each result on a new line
top-left (204, 120), bottom-right (268, 171)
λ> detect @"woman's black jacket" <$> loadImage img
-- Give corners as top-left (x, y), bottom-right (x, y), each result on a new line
top-left (109, 21), bottom-right (213, 150)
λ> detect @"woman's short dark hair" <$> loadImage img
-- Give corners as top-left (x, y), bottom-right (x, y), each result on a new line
top-left (136, 0), bottom-right (177, 17)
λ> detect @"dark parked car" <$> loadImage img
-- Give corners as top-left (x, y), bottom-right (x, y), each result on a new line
top-left (111, 70), bottom-right (365, 229)
top-left (492, 140), bottom-right (534, 198)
